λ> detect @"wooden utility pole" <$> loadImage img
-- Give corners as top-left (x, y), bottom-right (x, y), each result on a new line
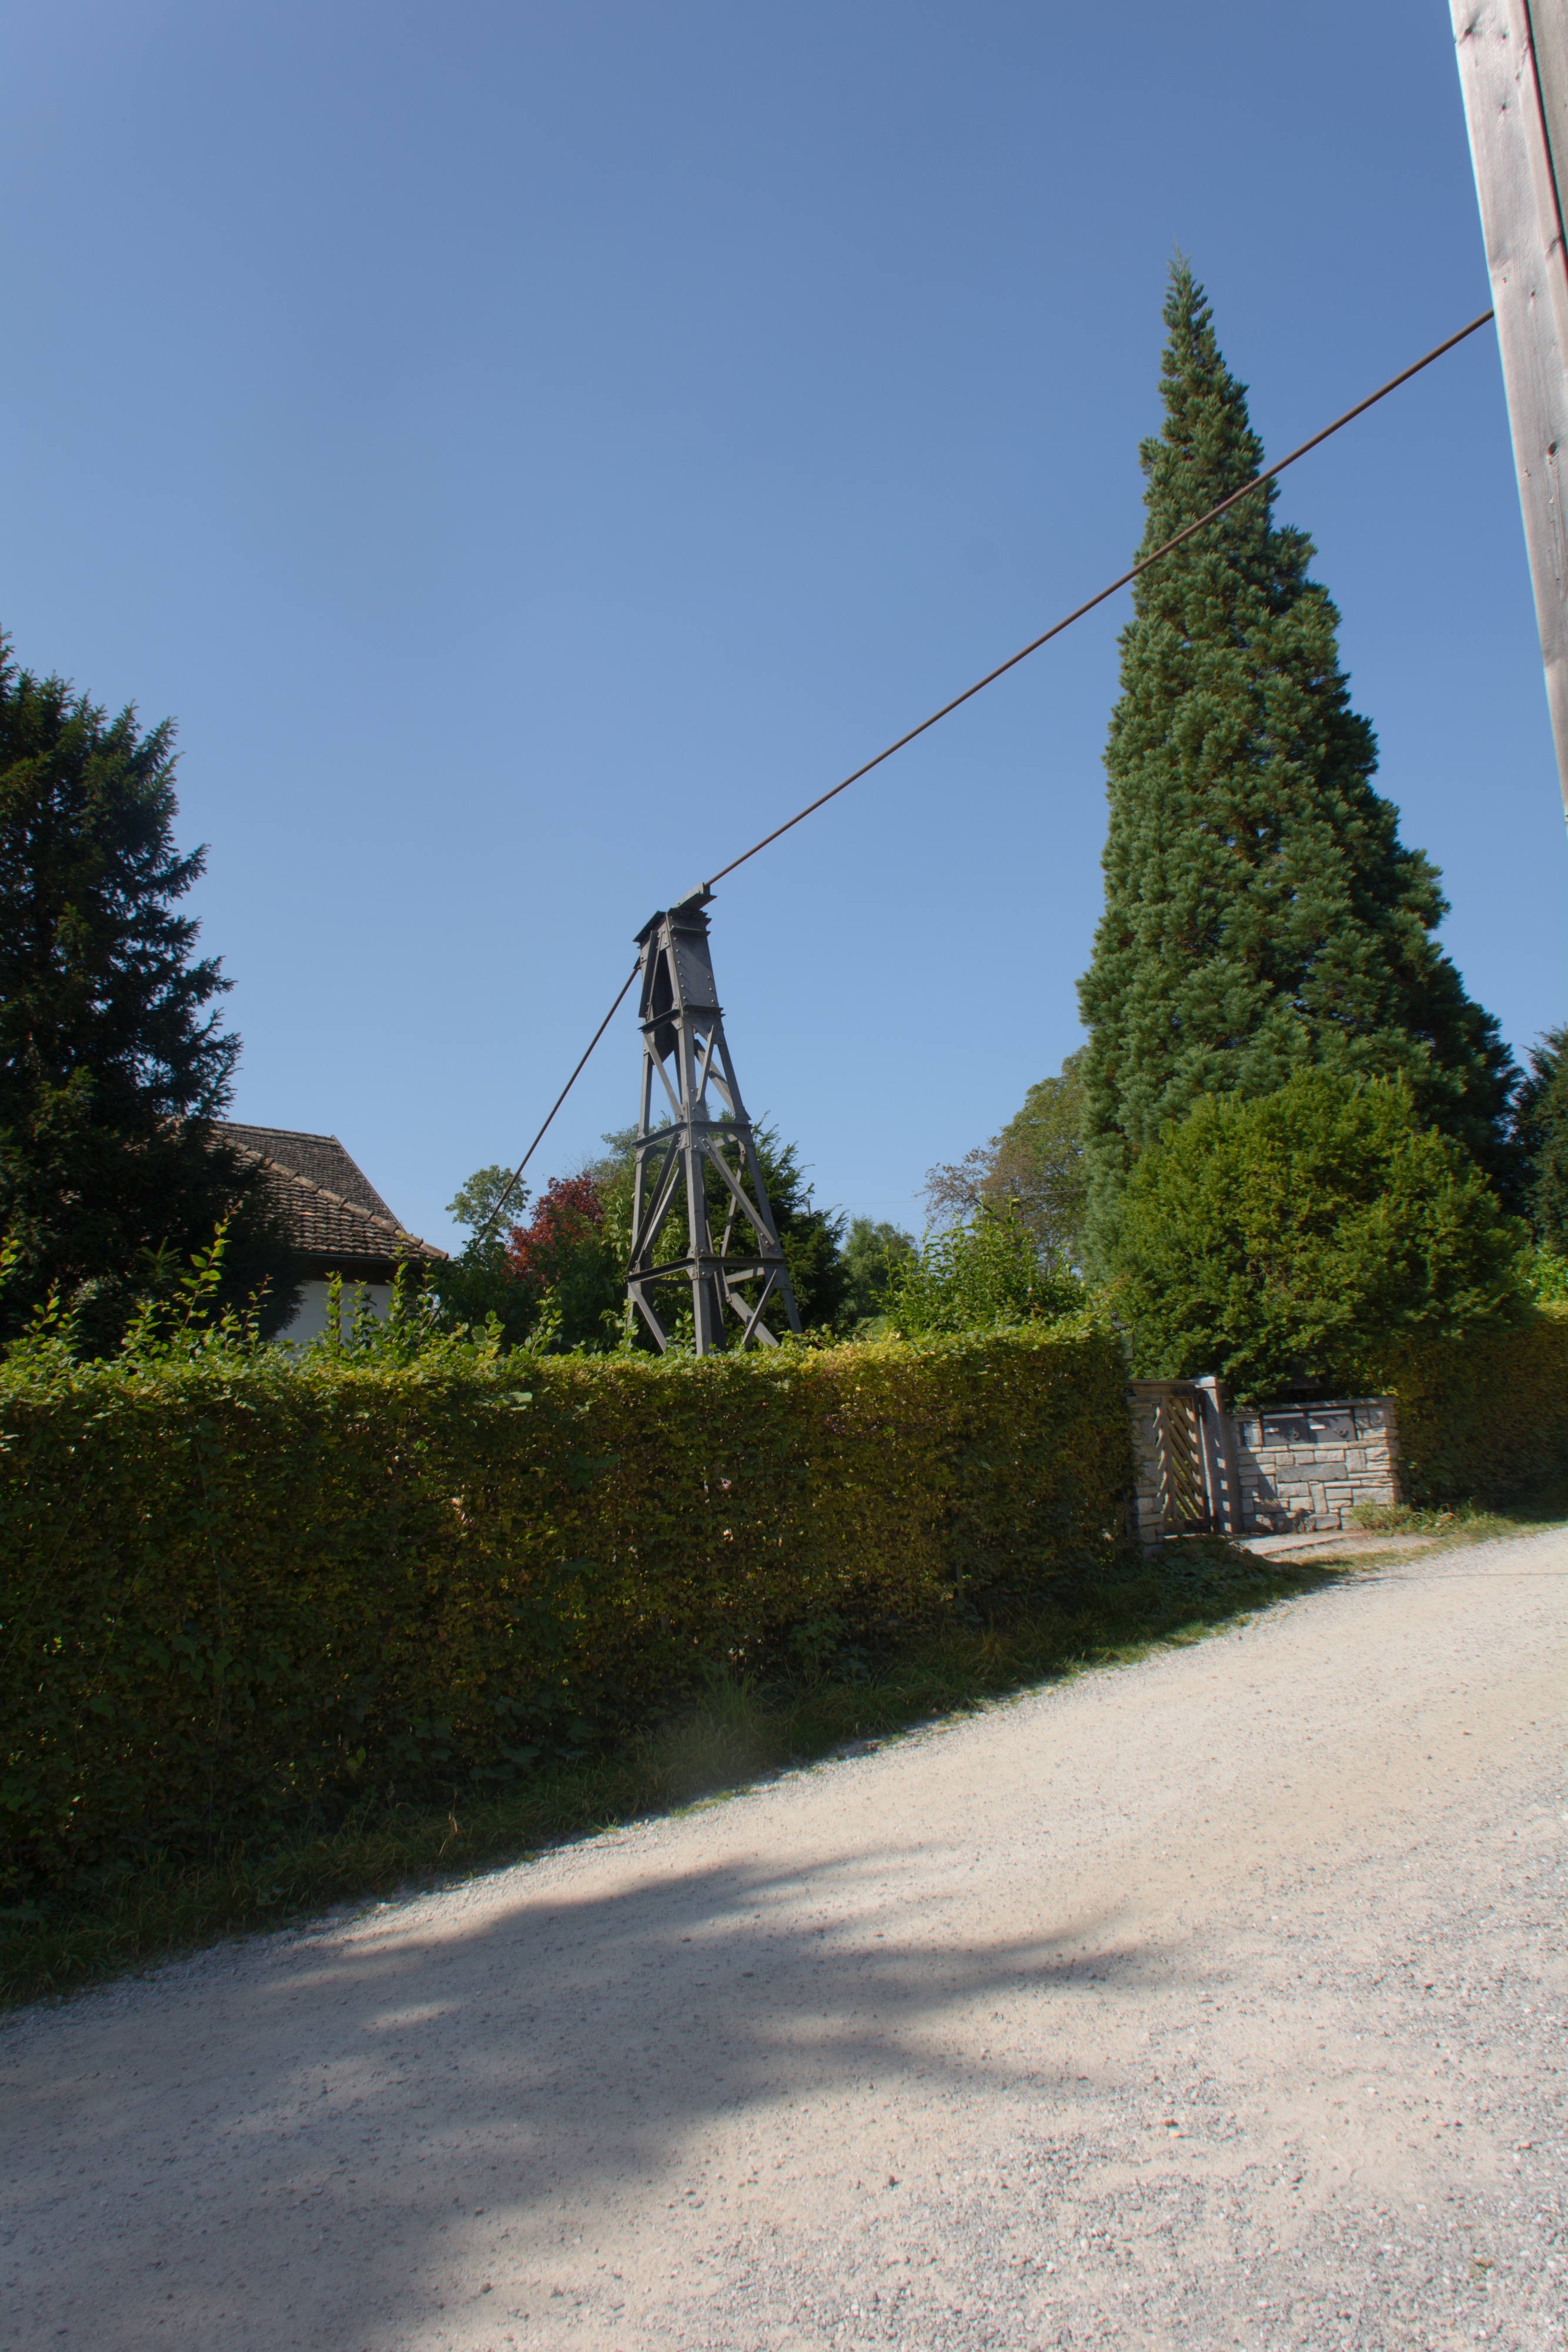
top-left (1453, 0), bottom-right (1568, 822)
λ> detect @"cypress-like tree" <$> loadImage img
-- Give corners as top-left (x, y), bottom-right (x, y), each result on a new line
top-left (1514, 1025), bottom-right (1568, 1245)
top-left (0, 638), bottom-right (295, 1348)
top-left (1077, 263), bottom-right (1516, 1263)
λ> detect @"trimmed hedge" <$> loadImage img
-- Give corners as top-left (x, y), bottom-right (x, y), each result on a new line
top-left (1389, 1303), bottom-right (1568, 1504)
top-left (0, 1322), bottom-right (1129, 1890)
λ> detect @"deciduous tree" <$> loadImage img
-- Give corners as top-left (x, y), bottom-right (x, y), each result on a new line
top-left (431, 1165), bottom-right (539, 1347)
top-left (884, 1205), bottom-right (1084, 1340)
top-left (925, 1051), bottom-right (1087, 1268)
top-left (506, 1170), bottom-right (622, 1346)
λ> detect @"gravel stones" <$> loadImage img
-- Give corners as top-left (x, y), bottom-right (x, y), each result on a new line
top-left (2, 1530), bottom-right (1563, 2350)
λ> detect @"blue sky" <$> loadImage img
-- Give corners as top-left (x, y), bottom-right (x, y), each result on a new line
top-left (3, 1), bottom-right (1564, 1250)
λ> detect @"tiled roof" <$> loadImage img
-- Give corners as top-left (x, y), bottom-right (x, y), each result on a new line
top-left (214, 1123), bottom-right (447, 1271)
top-left (217, 1124), bottom-right (397, 1220)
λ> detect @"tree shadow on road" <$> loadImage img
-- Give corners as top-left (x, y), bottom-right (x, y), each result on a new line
top-left (3, 1832), bottom-right (1171, 2350)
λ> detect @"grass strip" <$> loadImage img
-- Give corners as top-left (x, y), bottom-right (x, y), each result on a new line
top-left (0, 1538), bottom-right (1396, 2012)
top-left (1348, 1479), bottom-right (1568, 1546)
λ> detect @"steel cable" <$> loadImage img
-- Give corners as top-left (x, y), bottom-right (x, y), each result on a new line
top-left (473, 306), bottom-right (1495, 1245)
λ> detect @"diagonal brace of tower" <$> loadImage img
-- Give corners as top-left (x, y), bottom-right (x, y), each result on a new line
top-left (626, 888), bottom-right (801, 1354)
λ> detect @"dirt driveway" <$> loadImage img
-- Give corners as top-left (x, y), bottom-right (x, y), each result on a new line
top-left (3, 1531), bottom-right (1564, 2352)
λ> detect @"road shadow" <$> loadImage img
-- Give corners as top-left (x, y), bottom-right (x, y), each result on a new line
top-left (3, 1826), bottom-right (1165, 2349)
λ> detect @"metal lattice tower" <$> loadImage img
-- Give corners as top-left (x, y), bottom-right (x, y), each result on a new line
top-left (626, 889), bottom-right (801, 1354)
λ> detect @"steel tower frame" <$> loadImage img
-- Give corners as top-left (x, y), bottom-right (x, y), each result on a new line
top-left (625, 890), bottom-right (801, 1353)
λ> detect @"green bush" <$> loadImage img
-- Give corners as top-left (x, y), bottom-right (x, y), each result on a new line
top-left (1388, 1303), bottom-right (1568, 1504)
top-left (0, 1315), bottom-right (1129, 1893)
top-left (1526, 1241), bottom-right (1568, 1304)
top-left (884, 1205), bottom-right (1085, 1339)
top-left (1103, 1070), bottom-right (1531, 1402)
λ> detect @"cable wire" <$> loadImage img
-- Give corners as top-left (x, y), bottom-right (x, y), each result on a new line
top-left (476, 305), bottom-right (1495, 1246)
top-left (703, 306), bottom-right (1495, 888)
top-left (471, 964), bottom-right (640, 1245)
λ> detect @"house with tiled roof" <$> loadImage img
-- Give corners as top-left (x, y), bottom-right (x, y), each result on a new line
top-left (215, 1124), bottom-right (446, 1344)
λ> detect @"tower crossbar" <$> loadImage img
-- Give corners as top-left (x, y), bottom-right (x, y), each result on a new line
top-left (626, 889), bottom-right (801, 1354)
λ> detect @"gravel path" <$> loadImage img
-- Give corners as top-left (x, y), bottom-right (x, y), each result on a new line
top-left (3, 1530), bottom-right (1564, 2352)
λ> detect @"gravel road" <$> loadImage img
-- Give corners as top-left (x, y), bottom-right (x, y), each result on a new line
top-left (3, 1529), bottom-right (1564, 2352)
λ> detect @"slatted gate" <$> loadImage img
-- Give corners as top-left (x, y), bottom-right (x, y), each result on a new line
top-left (1128, 1378), bottom-right (1243, 1541)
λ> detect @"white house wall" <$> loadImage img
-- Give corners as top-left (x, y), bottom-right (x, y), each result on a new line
top-left (277, 1278), bottom-right (394, 1347)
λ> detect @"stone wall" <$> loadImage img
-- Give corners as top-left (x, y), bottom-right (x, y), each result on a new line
top-left (1231, 1398), bottom-right (1400, 1533)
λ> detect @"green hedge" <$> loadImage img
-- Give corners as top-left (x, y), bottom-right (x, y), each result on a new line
top-left (1389, 1303), bottom-right (1568, 1504)
top-left (0, 1322), bottom-right (1129, 1890)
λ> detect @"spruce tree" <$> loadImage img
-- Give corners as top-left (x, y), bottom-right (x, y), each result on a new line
top-left (0, 639), bottom-right (293, 1348)
top-left (1077, 263), bottom-right (1515, 1264)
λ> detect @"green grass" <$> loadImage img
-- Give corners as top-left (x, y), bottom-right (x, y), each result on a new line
top-left (1349, 1475), bottom-right (1568, 1548)
top-left (0, 1528), bottom-right (1502, 2013)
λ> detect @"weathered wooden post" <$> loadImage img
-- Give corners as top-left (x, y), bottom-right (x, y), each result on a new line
top-left (1192, 1375), bottom-right (1245, 1538)
top-left (1453, 0), bottom-right (1568, 822)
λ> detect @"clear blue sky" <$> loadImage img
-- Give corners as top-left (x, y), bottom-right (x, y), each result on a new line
top-left (3, 1), bottom-right (1564, 1250)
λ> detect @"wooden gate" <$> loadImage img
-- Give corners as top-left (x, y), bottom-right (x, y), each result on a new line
top-left (1128, 1378), bottom-right (1242, 1541)
top-left (1152, 1385), bottom-right (1209, 1531)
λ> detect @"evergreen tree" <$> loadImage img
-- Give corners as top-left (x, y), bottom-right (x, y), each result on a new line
top-left (747, 1127), bottom-right (848, 1331)
top-left (0, 639), bottom-right (291, 1349)
top-left (838, 1215), bottom-right (917, 1331)
top-left (1514, 1025), bottom-right (1568, 1245)
top-left (1104, 1069), bottom-right (1529, 1402)
top-left (1077, 263), bottom-right (1516, 1265)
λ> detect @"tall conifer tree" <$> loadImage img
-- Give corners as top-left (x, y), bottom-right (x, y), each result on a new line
top-left (0, 639), bottom-right (295, 1348)
top-left (1077, 263), bottom-right (1514, 1262)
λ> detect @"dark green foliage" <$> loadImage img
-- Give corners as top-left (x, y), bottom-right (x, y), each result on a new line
top-left (431, 1166), bottom-right (540, 1348)
top-left (0, 1313), bottom-right (1130, 1890)
top-left (596, 1121), bottom-right (848, 1341)
top-left (1389, 1303), bottom-right (1568, 1502)
top-left (435, 1164), bottom-right (624, 1353)
top-left (506, 1172), bottom-right (623, 1348)
top-left (0, 638), bottom-right (293, 1348)
top-left (1076, 265), bottom-right (1516, 1265)
top-left (1514, 1027), bottom-right (1568, 1246)
top-left (1104, 1068), bottom-right (1532, 1402)
top-left (994, 1051), bottom-right (1088, 1265)
top-left (730, 1125), bottom-right (847, 1332)
top-left (838, 1215), bottom-right (917, 1329)
top-left (437, 1125), bottom-right (848, 1355)
top-left (927, 1051), bottom-right (1088, 1268)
